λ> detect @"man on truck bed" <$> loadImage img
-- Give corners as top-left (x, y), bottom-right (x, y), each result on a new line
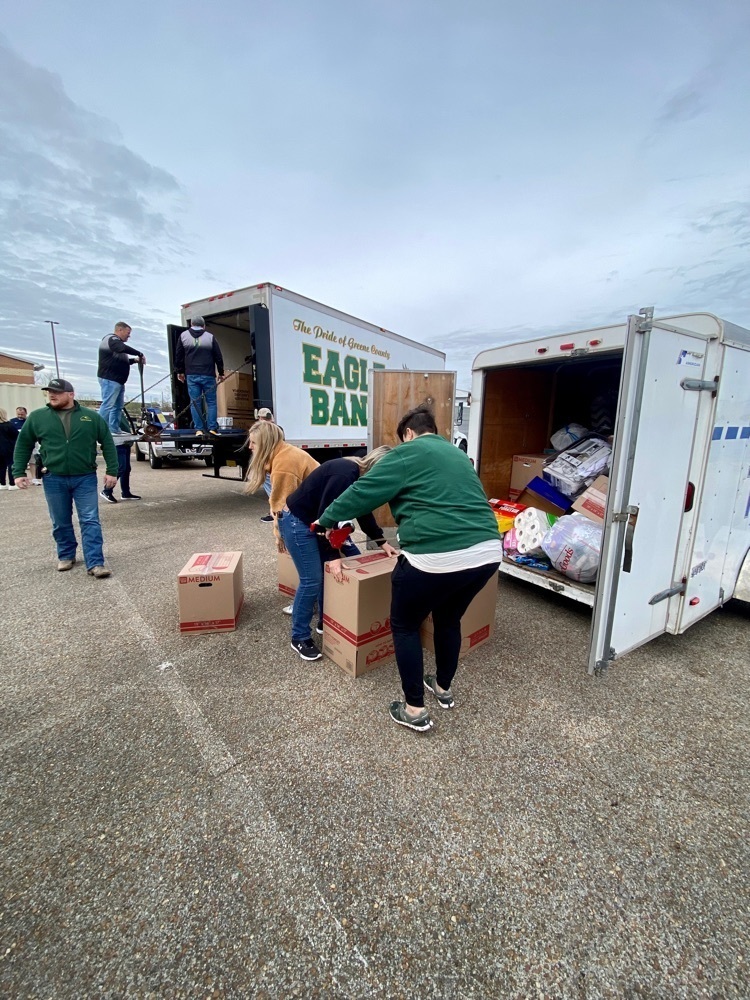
top-left (174, 317), bottom-right (226, 436)
top-left (98, 322), bottom-right (146, 434)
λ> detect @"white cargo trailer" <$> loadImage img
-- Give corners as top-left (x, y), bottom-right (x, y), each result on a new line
top-left (171, 283), bottom-right (445, 461)
top-left (469, 308), bottom-right (750, 674)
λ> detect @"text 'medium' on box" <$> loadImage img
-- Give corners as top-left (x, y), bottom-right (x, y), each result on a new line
top-left (178, 552), bottom-right (244, 634)
top-left (322, 552), bottom-right (397, 678)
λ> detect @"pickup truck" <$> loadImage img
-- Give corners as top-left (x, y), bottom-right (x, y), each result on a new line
top-left (133, 409), bottom-right (213, 469)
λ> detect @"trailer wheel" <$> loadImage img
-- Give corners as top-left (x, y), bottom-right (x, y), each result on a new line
top-left (458, 438), bottom-right (468, 452)
top-left (149, 447), bottom-right (163, 470)
top-left (135, 446), bottom-right (145, 462)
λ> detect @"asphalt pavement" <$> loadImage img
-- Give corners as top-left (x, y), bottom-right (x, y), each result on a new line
top-left (1, 459), bottom-right (748, 998)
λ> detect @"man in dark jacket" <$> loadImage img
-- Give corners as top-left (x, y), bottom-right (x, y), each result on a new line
top-left (174, 317), bottom-right (225, 434)
top-left (13, 379), bottom-right (119, 577)
top-left (97, 321), bottom-right (146, 433)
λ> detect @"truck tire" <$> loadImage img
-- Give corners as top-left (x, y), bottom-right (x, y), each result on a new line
top-left (135, 446), bottom-right (145, 462)
top-left (149, 447), bottom-right (163, 470)
top-left (204, 456), bottom-right (213, 467)
top-left (458, 438), bottom-right (468, 452)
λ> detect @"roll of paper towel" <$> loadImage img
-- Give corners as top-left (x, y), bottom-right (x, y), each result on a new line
top-left (513, 507), bottom-right (558, 557)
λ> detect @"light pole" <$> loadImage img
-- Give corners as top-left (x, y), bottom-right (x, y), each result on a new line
top-left (46, 321), bottom-right (60, 378)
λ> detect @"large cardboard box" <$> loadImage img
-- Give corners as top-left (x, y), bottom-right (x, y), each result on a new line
top-left (178, 552), bottom-right (244, 634)
top-left (278, 550), bottom-right (299, 599)
top-left (217, 372), bottom-right (254, 421)
top-left (322, 552), bottom-right (397, 677)
top-left (420, 572), bottom-right (498, 658)
top-left (509, 453), bottom-right (548, 501)
top-left (571, 475), bottom-right (608, 524)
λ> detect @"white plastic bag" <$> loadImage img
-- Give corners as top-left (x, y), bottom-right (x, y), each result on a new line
top-left (541, 514), bottom-right (603, 582)
top-left (550, 423), bottom-right (588, 451)
top-left (543, 437), bottom-right (611, 497)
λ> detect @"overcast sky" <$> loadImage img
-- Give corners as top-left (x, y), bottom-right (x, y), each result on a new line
top-left (1, 0), bottom-right (749, 398)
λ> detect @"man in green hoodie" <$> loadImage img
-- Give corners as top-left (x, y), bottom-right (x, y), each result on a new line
top-left (317, 404), bottom-right (502, 733)
top-left (12, 379), bottom-right (119, 577)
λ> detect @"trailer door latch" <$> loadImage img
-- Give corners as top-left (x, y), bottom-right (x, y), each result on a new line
top-left (649, 582), bottom-right (686, 605)
top-left (681, 376), bottom-right (719, 396)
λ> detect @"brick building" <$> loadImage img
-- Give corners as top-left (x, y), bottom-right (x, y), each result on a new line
top-left (0, 350), bottom-right (43, 385)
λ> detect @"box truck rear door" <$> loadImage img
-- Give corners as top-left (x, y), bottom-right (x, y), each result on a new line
top-left (588, 310), bottom-right (715, 674)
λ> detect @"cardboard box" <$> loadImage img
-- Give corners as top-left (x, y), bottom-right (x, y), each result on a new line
top-left (571, 475), bottom-right (608, 524)
top-left (517, 476), bottom-right (570, 516)
top-left (420, 572), bottom-right (498, 658)
top-left (278, 550), bottom-right (299, 598)
top-left (322, 552), bottom-right (397, 677)
top-left (178, 552), bottom-right (244, 634)
top-left (509, 453), bottom-right (549, 501)
top-left (217, 372), bottom-right (254, 420)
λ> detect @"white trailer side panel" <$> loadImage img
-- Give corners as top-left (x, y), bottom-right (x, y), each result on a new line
top-left (268, 288), bottom-right (444, 444)
top-left (678, 347), bottom-right (750, 629)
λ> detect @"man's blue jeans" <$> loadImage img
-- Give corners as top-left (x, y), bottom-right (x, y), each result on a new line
top-left (43, 473), bottom-right (105, 570)
top-left (279, 511), bottom-right (359, 641)
top-left (187, 375), bottom-right (218, 431)
top-left (98, 378), bottom-right (125, 433)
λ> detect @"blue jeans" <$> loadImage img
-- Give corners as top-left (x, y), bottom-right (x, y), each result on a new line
top-left (263, 473), bottom-right (272, 498)
top-left (279, 511), bottom-right (359, 641)
top-left (43, 473), bottom-right (105, 569)
top-left (187, 375), bottom-right (218, 431)
top-left (98, 378), bottom-right (126, 433)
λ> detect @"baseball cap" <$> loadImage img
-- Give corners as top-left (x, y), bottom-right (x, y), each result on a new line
top-left (42, 378), bottom-right (75, 393)
top-left (257, 407), bottom-right (273, 419)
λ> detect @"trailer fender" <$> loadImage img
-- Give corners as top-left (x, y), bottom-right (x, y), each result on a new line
top-left (734, 548), bottom-right (750, 604)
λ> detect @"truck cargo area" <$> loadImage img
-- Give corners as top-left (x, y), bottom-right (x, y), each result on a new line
top-left (478, 351), bottom-right (623, 605)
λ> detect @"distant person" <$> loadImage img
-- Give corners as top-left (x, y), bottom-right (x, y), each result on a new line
top-left (317, 404), bottom-right (502, 733)
top-left (174, 317), bottom-right (226, 436)
top-left (0, 408), bottom-right (20, 490)
top-left (257, 407), bottom-right (279, 522)
top-left (98, 322), bottom-right (146, 434)
top-left (10, 406), bottom-right (27, 432)
top-left (100, 413), bottom-right (142, 504)
top-left (279, 449), bottom-right (398, 661)
top-left (12, 378), bottom-right (119, 577)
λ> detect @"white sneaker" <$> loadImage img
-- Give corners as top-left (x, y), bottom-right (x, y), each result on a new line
top-left (8, 485), bottom-right (19, 490)
top-left (282, 604), bottom-right (293, 615)
top-left (0, 485), bottom-right (7, 490)
top-left (32, 479), bottom-right (43, 486)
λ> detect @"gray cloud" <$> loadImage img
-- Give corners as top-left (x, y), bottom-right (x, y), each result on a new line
top-left (0, 37), bottom-right (187, 393)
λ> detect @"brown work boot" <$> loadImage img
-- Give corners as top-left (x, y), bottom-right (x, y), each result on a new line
top-left (57, 558), bottom-right (76, 572)
top-left (87, 565), bottom-right (111, 579)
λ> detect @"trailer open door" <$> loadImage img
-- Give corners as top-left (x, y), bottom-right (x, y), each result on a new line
top-left (368, 369), bottom-right (457, 527)
top-left (166, 324), bottom-right (190, 428)
top-left (589, 309), bottom-right (719, 674)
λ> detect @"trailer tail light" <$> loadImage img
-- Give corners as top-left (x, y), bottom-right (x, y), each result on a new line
top-left (537, 347), bottom-right (548, 354)
top-left (689, 597), bottom-right (700, 606)
top-left (684, 481), bottom-right (695, 512)
top-left (559, 342), bottom-right (574, 351)
top-left (588, 339), bottom-right (602, 347)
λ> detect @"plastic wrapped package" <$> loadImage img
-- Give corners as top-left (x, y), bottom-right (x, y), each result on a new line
top-left (550, 424), bottom-right (589, 451)
top-left (541, 514), bottom-right (603, 582)
top-left (543, 437), bottom-right (611, 498)
top-left (513, 507), bottom-right (558, 557)
top-left (503, 527), bottom-right (519, 554)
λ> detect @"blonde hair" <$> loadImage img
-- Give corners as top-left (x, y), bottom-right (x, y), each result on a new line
top-left (345, 445), bottom-right (392, 476)
top-left (244, 421), bottom-right (285, 493)
top-left (0, 408), bottom-right (7, 422)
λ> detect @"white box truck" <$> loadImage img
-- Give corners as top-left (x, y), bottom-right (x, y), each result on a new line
top-left (469, 308), bottom-right (750, 675)
top-left (169, 283), bottom-right (445, 466)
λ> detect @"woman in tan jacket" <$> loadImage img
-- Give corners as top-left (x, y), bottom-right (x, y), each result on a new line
top-left (244, 421), bottom-right (319, 544)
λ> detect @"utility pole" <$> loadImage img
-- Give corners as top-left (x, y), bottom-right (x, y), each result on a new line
top-left (46, 321), bottom-right (60, 378)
